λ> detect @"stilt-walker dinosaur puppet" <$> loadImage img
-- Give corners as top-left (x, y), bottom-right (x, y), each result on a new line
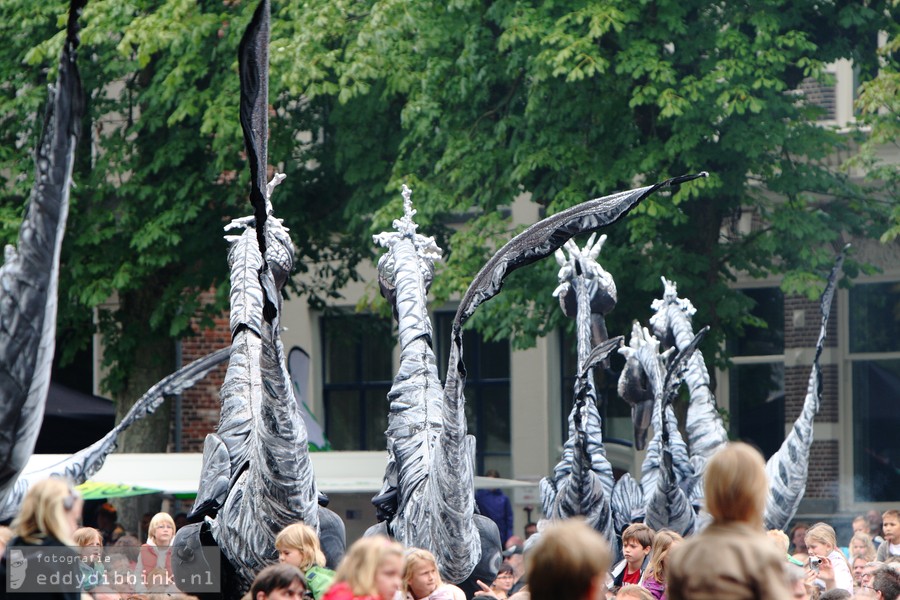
top-left (609, 250), bottom-right (845, 538)
top-left (540, 235), bottom-right (622, 543)
top-left (171, 2), bottom-right (344, 597)
top-left (618, 323), bottom-right (707, 537)
top-left (0, 0), bottom-right (86, 508)
top-left (368, 173), bottom-right (707, 595)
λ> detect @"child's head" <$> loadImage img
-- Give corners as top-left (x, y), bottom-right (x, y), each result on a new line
top-left (147, 512), bottom-right (176, 546)
top-left (334, 535), bottom-right (405, 600)
top-left (804, 522), bottom-right (838, 557)
top-left (882, 510), bottom-right (900, 544)
top-left (645, 529), bottom-right (683, 585)
top-left (73, 526), bottom-right (102, 547)
top-left (621, 523), bottom-right (654, 569)
top-left (250, 564), bottom-right (307, 600)
top-left (766, 529), bottom-right (790, 555)
top-left (73, 527), bottom-right (103, 563)
top-left (853, 516), bottom-right (869, 534)
top-left (617, 584), bottom-right (655, 600)
top-left (147, 566), bottom-right (173, 592)
top-left (704, 443), bottom-right (768, 527)
top-left (275, 522), bottom-right (326, 571)
top-left (527, 519), bottom-right (611, 600)
top-left (849, 532), bottom-right (877, 562)
top-left (403, 548), bottom-right (443, 600)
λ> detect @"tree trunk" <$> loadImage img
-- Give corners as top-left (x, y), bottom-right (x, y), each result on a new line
top-left (113, 334), bottom-right (175, 538)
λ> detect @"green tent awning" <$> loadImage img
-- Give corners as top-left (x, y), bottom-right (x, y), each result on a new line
top-left (75, 481), bottom-right (161, 500)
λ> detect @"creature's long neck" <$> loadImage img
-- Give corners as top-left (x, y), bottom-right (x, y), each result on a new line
top-left (393, 240), bottom-right (434, 349)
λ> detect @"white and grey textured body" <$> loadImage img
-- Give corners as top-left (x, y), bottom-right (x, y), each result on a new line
top-left (638, 402), bottom-right (694, 507)
top-left (637, 277), bottom-right (727, 512)
top-left (174, 5), bottom-right (343, 597)
top-left (372, 189), bottom-right (481, 584)
top-left (370, 174), bottom-right (706, 587)
top-left (763, 250), bottom-right (845, 531)
top-left (207, 222), bottom-right (320, 587)
top-left (611, 472), bottom-right (644, 534)
top-left (619, 324), bottom-right (705, 536)
top-left (649, 277), bottom-right (727, 470)
top-left (0, 0), bottom-right (84, 505)
top-left (540, 236), bottom-right (615, 541)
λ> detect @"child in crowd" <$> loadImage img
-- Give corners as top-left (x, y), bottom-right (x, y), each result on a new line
top-left (641, 530), bottom-right (682, 600)
top-left (275, 522), bottom-right (335, 599)
top-left (73, 526), bottom-right (105, 592)
top-left (402, 548), bottom-right (466, 600)
top-left (527, 519), bottom-right (612, 600)
top-left (251, 563), bottom-right (309, 600)
top-left (768, 529), bottom-right (806, 567)
top-left (610, 523), bottom-right (654, 588)
top-left (667, 443), bottom-right (794, 600)
top-left (618, 584), bottom-right (654, 600)
top-left (322, 535), bottom-right (405, 600)
top-left (848, 532), bottom-right (877, 562)
top-left (112, 534), bottom-right (141, 566)
top-left (136, 512), bottom-right (177, 592)
top-left (805, 522), bottom-right (854, 592)
top-left (876, 510), bottom-right (900, 562)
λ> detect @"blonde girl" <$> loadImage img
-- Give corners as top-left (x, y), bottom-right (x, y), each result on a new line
top-left (618, 584), bottom-right (655, 600)
top-left (136, 512), bottom-right (176, 590)
top-left (275, 522), bottom-right (335, 599)
top-left (667, 443), bottom-right (794, 600)
top-left (402, 548), bottom-right (465, 600)
top-left (74, 527), bottom-right (105, 591)
top-left (73, 526), bottom-right (103, 558)
top-left (641, 529), bottom-right (683, 600)
top-left (12, 477), bottom-right (82, 545)
top-left (848, 531), bottom-right (877, 562)
top-left (322, 535), bottom-right (405, 600)
top-left (805, 522), bottom-right (853, 592)
top-left (5, 478), bottom-right (83, 600)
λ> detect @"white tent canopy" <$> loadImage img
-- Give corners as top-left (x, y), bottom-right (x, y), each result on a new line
top-left (24, 452), bottom-right (534, 496)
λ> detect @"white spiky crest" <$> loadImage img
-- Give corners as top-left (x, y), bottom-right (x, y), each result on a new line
top-left (650, 276), bottom-right (696, 317)
top-left (373, 184), bottom-right (442, 261)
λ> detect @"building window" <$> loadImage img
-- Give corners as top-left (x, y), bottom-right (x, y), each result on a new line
top-left (727, 287), bottom-right (785, 459)
top-left (559, 328), bottom-right (632, 445)
top-left (435, 313), bottom-right (511, 476)
top-left (849, 281), bottom-right (900, 502)
top-left (321, 314), bottom-right (394, 451)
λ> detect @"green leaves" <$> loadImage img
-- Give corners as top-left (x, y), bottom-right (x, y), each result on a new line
top-left (1, 0), bottom-right (894, 396)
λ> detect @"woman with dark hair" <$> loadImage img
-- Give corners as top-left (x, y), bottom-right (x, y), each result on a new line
top-left (251, 564), bottom-right (308, 600)
top-left (488, 564), bottom-right (516, 600)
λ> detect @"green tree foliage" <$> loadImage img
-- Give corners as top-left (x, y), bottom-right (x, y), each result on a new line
top-left (276, 0), bottom-right (896, 363)
top-left (0, 0), bottom-right (896, 421)
top-left (850, 23), bottom-right (900, 244)
top-left (0, 0), bottom-right (370, 407)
